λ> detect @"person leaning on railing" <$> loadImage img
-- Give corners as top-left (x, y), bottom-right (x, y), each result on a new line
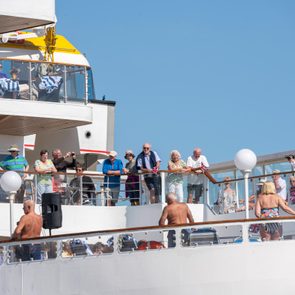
top-left (167, 150), bottom-right (190, 203)
top-left (102, 151), bottom-right (123, 206)
top-left (136, 143), bottom-right (161, 204)
top-left (186, 147), bottom-right (209, 204)
top-left (34, 149), bottom-right (57, 204)
top-left (123, 150), bottom-right (140, 206)
top-left (255, 181), bottom-right (295, 241)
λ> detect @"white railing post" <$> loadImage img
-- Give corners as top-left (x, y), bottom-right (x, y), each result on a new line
top-left (79, 176), bottom-right (83, 205)
top-left (244, 170), bottom-right (250, 219)
top-left (234, 170), bottom-right (239, 209)
top-left (9, 192), bottom-right (16, 237)
top-left (139, 174), bottom-right (143, 205)
top-left (100, 186), bottom-right (105, 207)
top-left (34, 174), bottom-right (38, 203)
top-left (160, 172), bottom-right (166, 203)
top-left (242, 222), bottom-right (249, 243)
top-left (205, 178), bottom-right (209, 205)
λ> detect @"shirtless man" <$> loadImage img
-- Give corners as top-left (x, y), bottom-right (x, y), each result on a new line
top-left (12, 200), bottom-right (42, 261)
top-left (159, 193), bottom-right (194, 247)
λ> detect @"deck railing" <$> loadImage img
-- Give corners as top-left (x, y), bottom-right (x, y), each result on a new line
top-left (0, 168), bottom-right (294, 210)
top-left (1, 216), bottom-right (295, 265)
top-left (0, 59), bottom-right (95, 103)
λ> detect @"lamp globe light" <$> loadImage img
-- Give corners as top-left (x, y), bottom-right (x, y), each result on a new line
top-left (0, 171), bottom-right (22, 192)
top-left (234, 149), bottom-right (257, 171)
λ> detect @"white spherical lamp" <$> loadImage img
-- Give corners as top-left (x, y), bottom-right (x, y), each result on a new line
top-left (0, 171), bottom-right (22, 192)
top-left (234, 149), bottom-right (257, 171)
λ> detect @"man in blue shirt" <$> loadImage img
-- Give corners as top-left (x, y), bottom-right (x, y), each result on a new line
top-left (102, 151), bottom-right (123, 206)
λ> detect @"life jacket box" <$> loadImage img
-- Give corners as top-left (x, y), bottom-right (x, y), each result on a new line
top-left (182, 228), bottom-right (219, 246)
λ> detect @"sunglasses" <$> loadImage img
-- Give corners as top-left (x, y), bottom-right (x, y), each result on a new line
top-left (143, 147), bottom-right (150, 150)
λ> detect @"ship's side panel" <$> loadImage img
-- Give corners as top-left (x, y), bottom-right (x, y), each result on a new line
top-left (1, 241), bottom-right (294, 295)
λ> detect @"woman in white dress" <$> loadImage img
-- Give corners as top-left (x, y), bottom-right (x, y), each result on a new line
top-left (167, 150), bottom-right (190, 202)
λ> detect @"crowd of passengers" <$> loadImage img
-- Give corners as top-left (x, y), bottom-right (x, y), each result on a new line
top-left (1, 143), bottom-right (295, 211)
top-left (0, 64), bottom-right (63, 101)
top-left (0, 143), bottom-right (210, 206)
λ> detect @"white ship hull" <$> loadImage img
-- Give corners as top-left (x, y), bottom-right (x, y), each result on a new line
top-left (1, 233), bottom-right (294, 295)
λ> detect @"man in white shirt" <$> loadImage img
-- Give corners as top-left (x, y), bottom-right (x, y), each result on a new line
top-left (186, 147), bottom-right (209, 204)
top-left (272, 170), bottom-right (287, 201)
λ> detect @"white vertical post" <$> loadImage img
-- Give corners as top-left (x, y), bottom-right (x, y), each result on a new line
top-left (234, 170), bottom-right (239, 209)
top-left (205, 179), bottom-right (209, 205)
top-left (160, 172), bottom-right (166, 203)
top-left (139, 175), bottom-right (143, 205)
top-left (244, 170), bottom-right (250, 219)
top-left (34, 174), bottom-right (38, 203)
top-left (84, 66), bottom-right (88, 105)
top-left (79, 176), bottom-right (83, 205)
top-left (9, 192), bottom-right (16, 237)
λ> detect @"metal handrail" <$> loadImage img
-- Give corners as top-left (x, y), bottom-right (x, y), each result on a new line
top-left (1, 215), bottom-right (295, 245)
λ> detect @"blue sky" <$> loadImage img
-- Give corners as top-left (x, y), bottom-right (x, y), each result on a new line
top-left (57, 1), bottom-right (295, 166)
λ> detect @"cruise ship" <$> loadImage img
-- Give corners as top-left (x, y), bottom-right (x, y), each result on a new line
top-left (1, 1), bottom-right (295, 294)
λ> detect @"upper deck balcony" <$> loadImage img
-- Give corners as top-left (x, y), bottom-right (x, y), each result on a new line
top-left (0, 59), bottom-right (101, 135)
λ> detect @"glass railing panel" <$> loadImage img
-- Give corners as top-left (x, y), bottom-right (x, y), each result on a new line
top-left (118, 233), bottom-right (138, 252)
top-left (36, 63), bottom-right (64, 102)
top-left (61, 235), bottom-right (114, 258)
top-left (0, 59), bottom-right (95, 103)
top-left (91, 234), bottom-right (114, 256)
top-left (252, 165), bottom-right (264, 176)
top-left (61, 238), bottom-right (94, 257)
top-left (44, 241), bottom-right (58, 259)
top-left (212, 179), bottom-right (242, 214)
top-left (118, 229), bottom-right (168, 252)
top-left (87, 68), bottom-right (95, 100)
top-left (7, 241), bottom-right (49, 263)
top-left (181, 224), bottom-right (243, 247)
top-left (0, 246), bottom-right (4, 265)
top-left (209, 171), bottom-right (235, 206)
top-left (0, 60), bottom-right (30, 100)
top-left (65, 65), bottom-right (85, 102)
top-left (248, 221), bottom-right (295, 242)
top-left (181, 226), bottom-right (219, 247)
top-left (164, 171), bottom-right (208, 204)
top-left (264, 161), bottom-right (292, 174)
top-left (0, 170), bottom-right (34, 204)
